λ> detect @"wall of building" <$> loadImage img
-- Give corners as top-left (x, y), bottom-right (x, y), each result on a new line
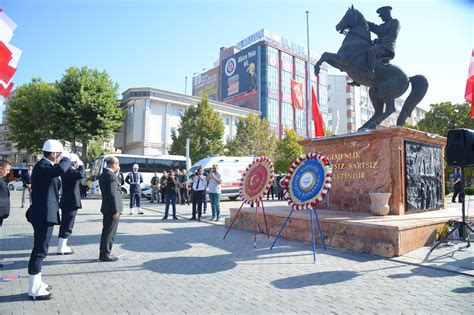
top-left (116, 88), bottom-right (260, 155)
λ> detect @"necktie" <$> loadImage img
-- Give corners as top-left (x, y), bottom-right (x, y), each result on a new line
top-left (134, 172), bottom-right (137, 183)
top-left (195, 176), bottom-right (200, 190)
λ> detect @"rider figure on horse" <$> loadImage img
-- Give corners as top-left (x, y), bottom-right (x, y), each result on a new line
top-left (350, 6), bottom-right (400, 85)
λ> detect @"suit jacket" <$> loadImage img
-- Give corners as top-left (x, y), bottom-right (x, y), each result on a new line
top-left (26, 157), bottom-right (70, 224)
top-left (60, 165), bottom-right (85, 210)
top-left (125, 171), bottom-right (143, 194)
top-left (22, 171), bottom-right (32, 188)
top-left (0, 177), bottom-right (10, 219)
top-left (99, 168), bottom-right (123, 215)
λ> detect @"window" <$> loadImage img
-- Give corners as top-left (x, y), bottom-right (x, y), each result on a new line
top-left (282, 102), bottom-right (293, 128)
top-left (281, 71), bottom-right (292, 94)
top-left (129, 105), bottom-right (135, 114)
top-left (267, 98), bottom-right (279, 123)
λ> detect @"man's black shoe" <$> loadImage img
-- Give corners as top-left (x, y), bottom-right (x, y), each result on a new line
top-left (162, 216), bottom-right (168, 220)
top-left (189, 217), bottom-right (196, 221)
top-left (173, 216), bottom-right (179, 220)
top-left (99, 254), bottom-right (118, 262)
top-left (210, 216), bottom-right (215, 221)
top-left (197, 217), bottom-right (201, 222)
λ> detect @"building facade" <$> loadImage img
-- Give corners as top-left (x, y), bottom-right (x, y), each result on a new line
top-left (115, 87), bottom-right (261, 155)
top-left (192, 29), bottom-right (329, 139)
top-left (327, 74), bottom-right (427, 134)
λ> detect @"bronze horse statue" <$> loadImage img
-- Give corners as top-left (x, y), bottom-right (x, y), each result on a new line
top-left (314, 6), bottom-right (428, 131)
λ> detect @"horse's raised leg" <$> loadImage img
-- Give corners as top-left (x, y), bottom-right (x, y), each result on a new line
top-left (372, 96), bottom-right (396, 127)
top-left (314, 52), bottom-right (344, 76)
top-left (359, 88), bottom-right (384, 131)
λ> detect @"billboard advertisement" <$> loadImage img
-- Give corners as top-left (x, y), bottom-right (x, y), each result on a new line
top-left (221, 45), bottom-right (259, 110)
top-left (192, 67), bottom-right (219, 101)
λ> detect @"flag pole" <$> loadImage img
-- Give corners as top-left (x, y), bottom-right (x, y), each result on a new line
top-left (306, 10), bottom-right (312, 137)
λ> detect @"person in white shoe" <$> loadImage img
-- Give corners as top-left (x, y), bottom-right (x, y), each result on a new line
top-left (125, 164), bottom-right (143, 215)
top-left (25, 139), bottom-right (70, 301)
top-left (57, 153), bottom-right (85, 255)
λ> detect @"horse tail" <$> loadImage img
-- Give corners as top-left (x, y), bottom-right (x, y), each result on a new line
top-left (397, 75), bottom-right (429, 126)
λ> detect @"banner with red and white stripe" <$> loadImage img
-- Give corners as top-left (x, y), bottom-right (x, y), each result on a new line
top-left (0, 9), bottom-right (22, 98)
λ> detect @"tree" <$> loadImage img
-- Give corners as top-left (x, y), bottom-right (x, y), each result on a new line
top-left (55, 66), bottom-right (123, 158)
top-left (413, 102), bottom-right (474, 136)
top-left (7, 78), bottom-right (61, 153)
top-left (226, 114), bottom-right (277, 158)
top-left (274, 128), bottom-right (304, 173)
top-left (86, 140), bottom-right (114, 163)
top-left (170, 96), bottom-right (224, 162)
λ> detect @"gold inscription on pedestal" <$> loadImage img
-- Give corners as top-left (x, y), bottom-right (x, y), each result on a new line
top-left (324, 151), bottom-right (378, 181)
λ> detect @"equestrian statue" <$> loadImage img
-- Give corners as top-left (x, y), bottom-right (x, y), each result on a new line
top-left (314, 5), bottom-right (428, 131)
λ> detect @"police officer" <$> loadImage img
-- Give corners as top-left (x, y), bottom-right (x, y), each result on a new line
top-left (125, 163), bottom-right (143, 214)
top-left (365, 6), bottom-right (400, 79)
top-left (57, 153), bottom-right (85, 255)
top-left (25, 139), bottom-right (70, 300)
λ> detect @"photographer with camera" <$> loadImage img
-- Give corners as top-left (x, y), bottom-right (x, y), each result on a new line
top-left (207, 164), bottom-right (222, 221)
top-left (190, 166), bottom-right (207, 221)
top-left (162, 170), bottom-right (179, 220)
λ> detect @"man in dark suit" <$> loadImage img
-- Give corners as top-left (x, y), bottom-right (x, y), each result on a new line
top-left (25, 139), bottom-right (70, 300)
top-left (21, 164), bottom-right (33, 208)
top-left (57, 153), bottom-right (85, 255)
top-left (99, 156), bottom-right (122, 262)
top-left (0, 160), bottom-right (11, 230)
top-left (125, 163), bottom-right (143, 215)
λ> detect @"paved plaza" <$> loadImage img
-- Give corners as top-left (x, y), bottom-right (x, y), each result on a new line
top-left (1, 191), bottom-right (473, 314)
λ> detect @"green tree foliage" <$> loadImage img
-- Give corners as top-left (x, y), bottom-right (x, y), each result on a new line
top-left (414, 102), bottom-right (474, 136)
top-left (7, 78), bottom-right (60, 153)
top-left (86, 140), bottom-right (114, 163)
top-left (55, 66), bottom-right (123, 158)
top-left (274, 128), bottom-right (304, 173)
top-left (169, 97), bottom-right (224, 162)
top-left (226, 114), bottom-right (277, 159)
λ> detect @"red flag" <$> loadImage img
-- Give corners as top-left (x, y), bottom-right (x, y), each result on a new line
top-left (291, 79), bottom-right (304, 110)
top-left (465, 49), bottom-right (474, 118)
top-left (311, 86), bottom-right (325, 137)
top-left (0, 59), bottom-right (15, 83)
top-left (0, 41), bottom-right (12, 63)
top-left (0, 80), bottom-right (13, 97)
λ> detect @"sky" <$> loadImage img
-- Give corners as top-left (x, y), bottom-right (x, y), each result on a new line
top-left (0, 0), bottom-right (473, 114)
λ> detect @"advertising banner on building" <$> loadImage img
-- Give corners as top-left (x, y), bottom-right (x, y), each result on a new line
top-left (192, 67), bottom-right (219, 101)
top-left (221, 45), bottom-right (259, 107)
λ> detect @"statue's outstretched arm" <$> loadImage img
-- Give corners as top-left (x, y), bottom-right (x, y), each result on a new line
top-left (368, 21), bottom-right (380, 35)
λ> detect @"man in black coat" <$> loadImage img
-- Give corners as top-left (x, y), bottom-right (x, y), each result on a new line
top-left (0, 160), bottom-right (11, 229)
top-left (99, 156), bottom-right (122, 262)
top-left (25, 139), bottom-right (70, 301)
top-left (21, 164), bottom-right (33, 208)
top-left (57, 153), bottom-right (85, 255)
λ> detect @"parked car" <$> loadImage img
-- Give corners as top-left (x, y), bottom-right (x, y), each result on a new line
top-left (8, 179), bottom-right (24, 191)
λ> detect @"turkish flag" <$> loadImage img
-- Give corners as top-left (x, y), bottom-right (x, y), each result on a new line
top-left (0, 80), bottom-right (13, 97)
top-left (291, 79), bottom-right (304, 110)
top-left (465, 49), bottom-right (474, 118)
top-left (311, 86), bottom-right (325, 137)
top-left (0, 59), bottom-right (15, 83)
top-left (0, 41), bottom-right (11, 63)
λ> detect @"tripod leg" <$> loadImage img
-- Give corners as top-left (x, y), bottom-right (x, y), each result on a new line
top-left (270, 208), bottom-right (295, 250)
top-left (260, 199), bottom-right (270, 238)
top-left (430, 225), bottom-right (459, 252)
top-left (223, 202), bottom-right (245, 239)
top-left (310, 208), bottom-right (317, 263)
top-left (313, 207), bottom-right (327, 251)
top-left (254, 202), bottom-right (258, 248)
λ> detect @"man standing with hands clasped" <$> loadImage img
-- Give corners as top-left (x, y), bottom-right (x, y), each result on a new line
top-left (207, 164), bottom-right (222, 221)
top-left (25, 139), bottom-right (70, 300)
top-left (99, 156), bottom-right (122, 262)
top-left (125, 164), bottom-right (144, 215)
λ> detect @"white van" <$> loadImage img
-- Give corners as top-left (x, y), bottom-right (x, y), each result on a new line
top-left (188, 156), bottom-right (255, 200)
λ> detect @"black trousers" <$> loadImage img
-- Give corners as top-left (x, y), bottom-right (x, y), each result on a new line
top-left (180, 187), bottom-right (189, 204)
top-left (129, 192), bottom-right (141, 208)
top-left (59, 208), bottom-right (78, 238)
top-left (192, 190), bottom-right (205, 218)
top-left (99, 214), bottom-right (119, 256)
top-left (452, 185), bottom-right (465, 202)
top-left (28, 222), bottom-right (54, 275)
